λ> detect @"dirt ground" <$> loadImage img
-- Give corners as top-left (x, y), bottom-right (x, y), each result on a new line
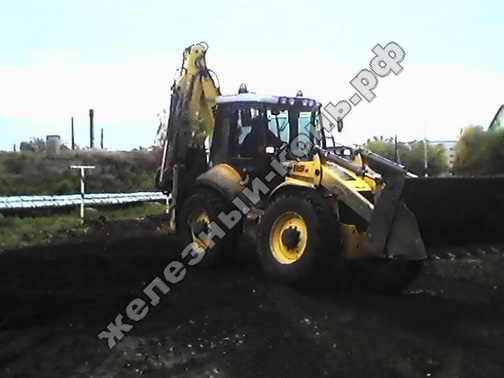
top-left (0, 217), bottom-right (503, 378)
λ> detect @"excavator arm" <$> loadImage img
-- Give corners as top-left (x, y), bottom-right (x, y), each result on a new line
top-left (156, 42), bottom-right (221, 194)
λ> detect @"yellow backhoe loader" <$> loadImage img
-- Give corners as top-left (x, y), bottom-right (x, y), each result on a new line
top-left (155, 42), bottom-right (504, 292)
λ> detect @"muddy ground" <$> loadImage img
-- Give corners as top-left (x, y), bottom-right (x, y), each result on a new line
top-left (0, 217), bottom-right (503, 378)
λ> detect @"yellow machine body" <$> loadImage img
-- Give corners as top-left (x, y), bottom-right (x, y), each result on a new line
top-left (155, 42), bottom-right (504, 290)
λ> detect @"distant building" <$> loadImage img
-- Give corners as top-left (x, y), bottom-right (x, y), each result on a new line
top-left (19, 141), bottom-right (35, 152)
top-left (428, 140), bottom-right (457, 166)
top-left (46, 135), bottom-right (61, 154)
top-left (402, 139), bottom-right (458, 169)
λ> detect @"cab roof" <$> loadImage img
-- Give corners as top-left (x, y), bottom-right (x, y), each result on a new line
top-left (215, 92), bottom-right (321, 108)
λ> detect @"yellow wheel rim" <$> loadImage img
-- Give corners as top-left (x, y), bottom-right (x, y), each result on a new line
top-left (269, 211), bottom-right (308, 264)
top-left (187, 208), bottom-right (211, 250)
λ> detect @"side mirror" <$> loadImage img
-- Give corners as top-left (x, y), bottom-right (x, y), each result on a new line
top-left (337, 118), bottom-right (343, 132)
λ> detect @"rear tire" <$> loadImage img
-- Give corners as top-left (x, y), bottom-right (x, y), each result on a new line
top-left (346, 257), bottom-right (423, 294)
top-left (257, 190), bottom-right (340, 283)
top-left (179, 188), bottom-right (240, 267)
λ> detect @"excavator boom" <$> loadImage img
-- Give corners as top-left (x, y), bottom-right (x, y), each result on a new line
top-left (157, 42), bottom-right (220, 194)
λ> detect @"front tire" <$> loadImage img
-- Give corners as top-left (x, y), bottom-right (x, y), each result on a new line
top-left (257, 190), bottom-right (340, 283)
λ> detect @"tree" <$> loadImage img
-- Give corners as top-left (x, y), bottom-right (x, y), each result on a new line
top-left (399, 142), bottom-right (449, 176)
top-left (30, 137), bottom-right (46, 151)
top-left (453, 126), bottom-right (504, 175)
top-left (154, 110), bottom-right (207, 148)
top-left (154, 109), bottom-right (168, 147)
top-left (19, 137), bottom-right (46, 152)
top-left (363, 137), bottom-right (449, 176)
top-left (60, 142), bottom-right (71, 151)
top-left (363, 138), bottom-right (396, 161)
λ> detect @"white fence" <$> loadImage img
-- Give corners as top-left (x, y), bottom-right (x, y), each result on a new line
top-left (0, 192), bottom-right (167, 211)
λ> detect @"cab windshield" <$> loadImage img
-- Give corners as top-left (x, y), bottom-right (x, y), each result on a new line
top-left (267, 110), bottom-right (322, 145)
top-left (490, 105), bottom-right (504, 131)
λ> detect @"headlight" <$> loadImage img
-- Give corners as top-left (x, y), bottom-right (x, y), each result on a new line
top-left (302, 99), bottom-right (308, 106)
top-left (308, 100), bottom-right (316, 107)
top-left (279, 97), bottom-right (287, 105)
top-left (288, 98), bottom-right (296, 105)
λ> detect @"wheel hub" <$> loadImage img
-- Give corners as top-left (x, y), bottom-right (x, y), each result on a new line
top-left (193, 220), bottom-right (209, 235)
top-left (269, 211), bottom-right (308, 264)
top-left (188, 209), bottom-right (211, 249)
top-left (281, 226), bottom-right (301, 249)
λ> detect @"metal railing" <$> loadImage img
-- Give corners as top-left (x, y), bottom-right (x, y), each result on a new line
top-left (0, 192), bottom-right (167, 211)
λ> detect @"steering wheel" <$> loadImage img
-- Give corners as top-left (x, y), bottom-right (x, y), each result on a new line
top-left (277, 139), bottom-right (315, 162)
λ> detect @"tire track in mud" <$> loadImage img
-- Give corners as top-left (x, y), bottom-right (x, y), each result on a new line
top-left (1, 230), bottom-right (504, 377)
top-left (257, 282), bottom-right (442, 378)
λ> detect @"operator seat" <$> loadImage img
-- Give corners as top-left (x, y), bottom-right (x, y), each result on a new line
top-left (241, 117), bottom-right (282, 157)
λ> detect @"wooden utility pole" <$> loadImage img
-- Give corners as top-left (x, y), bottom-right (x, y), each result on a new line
top-left (394, 134), bottom-right (398, 163)
top-left (89, 109), bottom-right (94, 149)
top-left (100, 128), bottom-right (104, 149)
top-left (423, 123), bottom-right (428, 177)
top-left (71, 116), bottom-right (75, 150)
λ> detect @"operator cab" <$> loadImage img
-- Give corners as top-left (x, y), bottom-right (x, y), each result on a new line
top-left (209, 92), bottom-right (328, 186)
top-left (210, 92), bottom-right (326, 166)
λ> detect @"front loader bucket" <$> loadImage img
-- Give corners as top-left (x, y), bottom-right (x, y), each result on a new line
top-left (368, 175), bottom-right (504, 258)
top-left (400, 176), bottom-right (504, 247)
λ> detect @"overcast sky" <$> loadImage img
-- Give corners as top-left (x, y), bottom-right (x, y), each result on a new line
top-left (1, 0), bottom-right (503, 151)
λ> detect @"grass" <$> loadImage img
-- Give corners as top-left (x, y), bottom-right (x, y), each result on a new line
top-left (85, 202), bottom-right (167, 222)
top-left (0, 149), bottom-right (163, 196)
top-left (0, 203), bottom-right (167, 250)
